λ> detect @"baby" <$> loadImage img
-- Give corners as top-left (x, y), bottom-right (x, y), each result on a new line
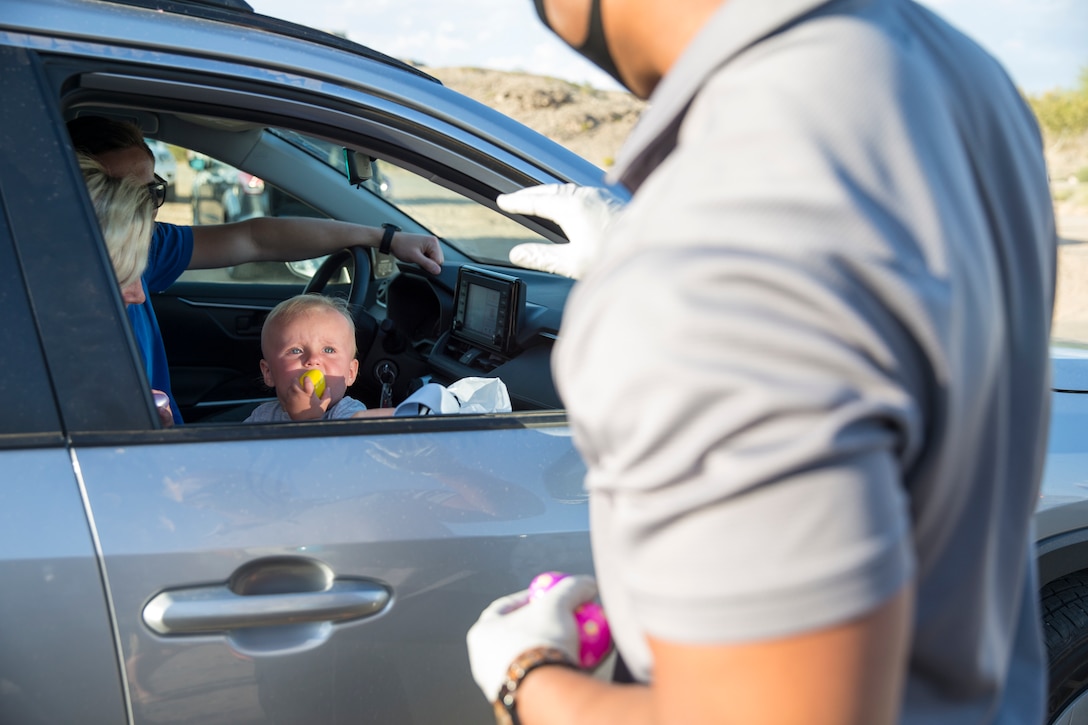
top-left (245, 294), bottom-right (391, 422)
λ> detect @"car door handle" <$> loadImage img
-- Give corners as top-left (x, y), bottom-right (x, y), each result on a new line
top-left (143, 579), bottom-right (390, 635)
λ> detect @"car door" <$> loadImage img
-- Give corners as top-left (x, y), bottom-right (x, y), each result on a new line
top-left (28, 177), bottom-right (591, 725)
top-left (25, 163), bottom-right (592, 725)
top-left (9, 74), bottom-right (592, 725)
top-left (69, 417), bottom-right (589, 724)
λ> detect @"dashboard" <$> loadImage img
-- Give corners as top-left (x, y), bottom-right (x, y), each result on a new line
top-left (359, 264), bottom-right (572, 411)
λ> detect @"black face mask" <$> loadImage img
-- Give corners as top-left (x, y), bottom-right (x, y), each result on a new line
top-left (533, 0), bottom-right (625, 87)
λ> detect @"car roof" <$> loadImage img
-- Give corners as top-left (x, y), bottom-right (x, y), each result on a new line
top-left (108, 0), bottom-right (256, 10)
top-left (8, 0), bottom-right (607, 188)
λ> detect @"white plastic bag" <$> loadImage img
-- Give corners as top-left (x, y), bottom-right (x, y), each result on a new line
top-left (394, 377), bottom-right (512, 416)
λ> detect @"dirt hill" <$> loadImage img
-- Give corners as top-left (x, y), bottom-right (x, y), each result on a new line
top-left (429, 65), bottom-right (1085, 221)
top-left (421, 65), bottom-right (645, 171)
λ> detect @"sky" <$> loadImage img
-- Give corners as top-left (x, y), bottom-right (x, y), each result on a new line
top-left (248, 0), bottom-right (1086, 96)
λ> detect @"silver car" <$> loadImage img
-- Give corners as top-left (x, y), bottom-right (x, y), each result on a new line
top-left (1, 0), bottom-right (607, 722)
top-left (1, 0), bottom-right (1086, 723)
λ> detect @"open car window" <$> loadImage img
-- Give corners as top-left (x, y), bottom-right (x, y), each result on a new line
top-left (172, 129), bottom-right (548, 287)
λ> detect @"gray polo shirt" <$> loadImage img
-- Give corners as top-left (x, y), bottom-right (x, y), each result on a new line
top-left (554, 0), bottom-right (1056, 721)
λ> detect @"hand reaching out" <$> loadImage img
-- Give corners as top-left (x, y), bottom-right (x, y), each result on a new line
top-left (498, 184), bottom-right (625, 279)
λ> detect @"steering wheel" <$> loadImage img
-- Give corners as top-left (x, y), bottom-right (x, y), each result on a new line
top-left (304, 246), bottom-right (371, 307)
top-left (303, 246), bottom-right (378, 359)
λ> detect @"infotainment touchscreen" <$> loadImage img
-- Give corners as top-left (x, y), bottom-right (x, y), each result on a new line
top-left (451, 266), bottom-right (526, 356)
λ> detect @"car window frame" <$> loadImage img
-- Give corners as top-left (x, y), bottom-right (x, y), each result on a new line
top-left (28, 40), bottom-right (607, 438)
top-left (1, 45), bottom-right (155, 438)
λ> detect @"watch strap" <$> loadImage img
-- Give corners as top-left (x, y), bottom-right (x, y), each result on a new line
top-left (379, 223), bottom-right (400, 255)
top-left (493, 646), bottom-right (577, 725)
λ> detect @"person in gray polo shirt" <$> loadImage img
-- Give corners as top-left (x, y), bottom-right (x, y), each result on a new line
top-left (467, 0), bottom-right (1057, 723)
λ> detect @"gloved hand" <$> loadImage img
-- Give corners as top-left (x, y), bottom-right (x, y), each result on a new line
top-left (466, 574), bottom-right (598, 702)
top-left (498, 184), bottom-right (624, 279)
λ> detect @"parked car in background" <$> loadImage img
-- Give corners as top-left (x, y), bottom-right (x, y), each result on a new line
top-left (190, 152), bottom-right (391, 226)
top-left (146, 138), bottom-right (178, 201)
top-left (2, 0), bottom-right (1088, 724)
top-left (189, 151), bottom-right (392, 280)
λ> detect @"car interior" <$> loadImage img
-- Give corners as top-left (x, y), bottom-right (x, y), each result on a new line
top-left (63, 88), bottom-right (582, 426)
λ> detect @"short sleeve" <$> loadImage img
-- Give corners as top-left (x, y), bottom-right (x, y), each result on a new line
top-left (145, 222), bottom-right (194, 293)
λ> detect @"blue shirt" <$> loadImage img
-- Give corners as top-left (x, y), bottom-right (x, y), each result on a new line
top-left (128, 222), bottom-right (193, 424)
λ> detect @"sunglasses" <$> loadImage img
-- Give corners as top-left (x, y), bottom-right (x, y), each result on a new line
top-left (146, 173), bottom-right (168, 208)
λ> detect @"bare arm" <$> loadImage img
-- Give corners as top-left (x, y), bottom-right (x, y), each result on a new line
top-left (516, 585), bottom-right (913, 725)
top-left (517, 670), bottom-right (653, 725)
top-left (188, 217), bottom-right (443, 274)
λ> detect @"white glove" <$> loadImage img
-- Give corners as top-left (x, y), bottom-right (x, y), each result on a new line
top-left (466, 575), bottom-right (598, 702)
top-left (499, 184), bottom-right (624, 279)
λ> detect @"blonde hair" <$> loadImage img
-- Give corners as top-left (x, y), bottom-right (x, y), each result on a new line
top-left (78, 153), bottom-right (155, 289)
top-left (262, 294), bottom-right (358, 355)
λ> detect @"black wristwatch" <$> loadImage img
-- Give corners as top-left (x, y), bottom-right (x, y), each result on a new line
top-left (493, 647), bottom-right (577, 725)
top-left (379, 222), bottom-right (400, 255)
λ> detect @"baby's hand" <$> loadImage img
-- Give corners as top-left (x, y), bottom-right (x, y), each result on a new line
top-left (152, 389), bottom-right (174, 428)
top-left (284, 370), bottom-right (331, 420)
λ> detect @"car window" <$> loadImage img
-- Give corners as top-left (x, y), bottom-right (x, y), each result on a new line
top-left (170, 130), bottom-right (546, 286)
top-left (142, 130), bottom-right (571, 421)
top-left (379, 164), bottom-right (540, 262)
top-left (268, 128), bottom-right (543, 262)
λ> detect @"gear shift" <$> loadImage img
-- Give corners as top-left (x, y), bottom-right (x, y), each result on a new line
top-left (376, 360), bottom-right (398, 408)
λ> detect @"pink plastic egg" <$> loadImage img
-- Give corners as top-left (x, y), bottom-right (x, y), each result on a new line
top-left (529, 571), bottom-right (612, 669)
